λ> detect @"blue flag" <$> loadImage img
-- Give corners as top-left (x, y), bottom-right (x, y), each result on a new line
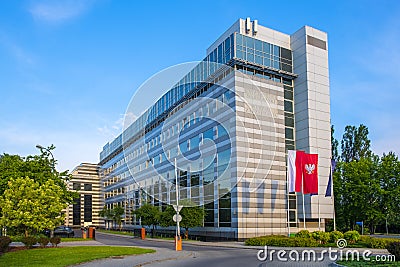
top-left (325, 160), bottom-right (336, 197)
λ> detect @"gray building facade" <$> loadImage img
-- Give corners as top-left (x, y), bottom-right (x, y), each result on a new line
top-left (99, 18), bottom-right (332, 240)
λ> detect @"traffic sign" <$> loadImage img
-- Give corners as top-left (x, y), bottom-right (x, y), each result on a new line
top-left (173, 205), bottom-right (183, 212)
top-left (173, 214), bottom-right (182, 222)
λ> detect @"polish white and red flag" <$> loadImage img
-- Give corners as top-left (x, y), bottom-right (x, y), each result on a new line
top-left (287, 150), bottom-right (318, 194)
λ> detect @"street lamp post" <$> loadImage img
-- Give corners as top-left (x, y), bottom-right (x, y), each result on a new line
top-left (36, 144), bottom-right (55, 171)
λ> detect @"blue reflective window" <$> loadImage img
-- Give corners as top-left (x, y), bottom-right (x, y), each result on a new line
top-left (255, 39), bottom-right (262, 51)
top-left (245, 36), bottom-right (254, 49)
top-left (263, 42), bottom-right (271, 54)
top-left (179, 140), bottom-right (188, 153)
top-left (255, 55), bottom-right (262, 65)
top-left (236, 33), bottom-right (243, 46)
top-left (190, 136), bottom-right (200, 150)
top-left (263, 57), bottom-right (271, 67)
top-left (247, 53), bottom-right (254, 62)
top-left (217, 124), bottom-right (228, 138)
top-left (273, 45), bottom-right (280, 57)
top-left (236, 49), bottom-right (243, 60)
top-left (203, 127), bottom-right (214, 140)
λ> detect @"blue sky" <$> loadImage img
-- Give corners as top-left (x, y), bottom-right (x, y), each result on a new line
top-left (0, 0), bottom-right (399, 171)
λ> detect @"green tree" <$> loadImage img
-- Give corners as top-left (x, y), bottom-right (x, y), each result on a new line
top-left (160, 203), bottom-right (204, 239)
top-left (331, 125), bottom-right (340, 162)
top-left (99, 207), bottom-right (114, 230)
top-left (334, 156), bottom-right (383, 233)
top-left (341, 124), bottom-right (371, 162)
top-left (0, 146), bottom-right (76, 204)
top-left (180, 205), bottom-right (204, 239)
top-left (377, 152), bottom-right (400, 232)
top-left (112, 206), bottom-right (124, 230)
top-left (0, 177), bottom-right (68, 236)
top-left (134, 204), bottom-right (161, 237)
top-left (159, 205), bottom-right (175, 228)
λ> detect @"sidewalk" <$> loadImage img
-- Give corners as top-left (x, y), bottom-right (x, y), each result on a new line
top-left (74, 248), bottom-right (192, 267)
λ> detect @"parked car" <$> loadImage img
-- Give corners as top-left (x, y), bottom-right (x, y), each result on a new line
top-left (53, 226), bottom-right (74, 237)
top-left (42, 228), bottom-right (51, 237)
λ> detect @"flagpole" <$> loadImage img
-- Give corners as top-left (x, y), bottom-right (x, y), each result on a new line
top-left (318, 194), bottom-right (321, 231)
top-left (331, 160), bottom-right (336, 231)
top-left (302, 193), bottom-right (306, 229)
top-left (286, 170), bottom-right (291, 237)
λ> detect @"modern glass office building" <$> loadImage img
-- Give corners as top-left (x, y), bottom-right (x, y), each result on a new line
top-left (99, 18), bottom-right (333, 240)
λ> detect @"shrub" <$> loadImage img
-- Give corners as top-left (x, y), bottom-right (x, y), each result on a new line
top-left (311, 231), bottom-right (330, 244)
top-left (38, 236), bottom-right (50, 248)
top-left (387, 242), bottom-right (400, 261)
top-left (244, 235), bottom-right (319, 247)
top-left (21, 236), bottom-right (37, 249)
top-left (343, 230), bottom-right (360, 244)
top-left (366, 238), bottom-right (400, 249)
top-left (358, 235), bottom-right (372, 244)
top-left (295, 230), bottom-right (311, 239)
top-left (50, 236), bottom-right (61, 247)
top-left (329, 231), bottom-right (344, 243)
top-left (0, 236), bottom-right (12, 253)
top-left (9, 235), bottom-right (24, 242)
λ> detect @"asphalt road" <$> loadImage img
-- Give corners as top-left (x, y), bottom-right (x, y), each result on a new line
top-left (95, 232), bottom-right (334, 267)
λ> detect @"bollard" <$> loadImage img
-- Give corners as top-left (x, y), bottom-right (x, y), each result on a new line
top-left (175, 235), bottom-right (182, 251)
top-left (141, 227), bottom-right (146, 240)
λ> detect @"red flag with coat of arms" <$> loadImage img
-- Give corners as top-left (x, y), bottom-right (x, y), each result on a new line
top-left (302, 153), bottom-right (318, 194)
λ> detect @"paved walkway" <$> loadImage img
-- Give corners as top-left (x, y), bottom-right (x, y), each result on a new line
top-left (74, 248), bottom-right (192, 267)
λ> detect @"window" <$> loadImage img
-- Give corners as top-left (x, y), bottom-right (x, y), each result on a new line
top-left (204, 202), bottom-right (215, 227)
top-left (285, 116), bottom-right (294, 127)
top-left (190, 136), bottom-right (199, 150)
top-left (203, 127), bottom-right (214, 140)
top-left (73, 196), bottom-right (81, 225)
top-left (217, 124), bottom-right (228, 138)
top-left (284, 89), bottom-right (293, 100)
top-left (179, 140), bottom-right (188, 154)
top-left (285, 128), bottom-right (294, 140)
top-left (284, 100), bottom-right (293, 112)
top-left (84, 184), bottom-right (92, 191)
top-left (84, 195), bottom-right (92, 222)
top-left (73, 183), bottom-right (80, 190)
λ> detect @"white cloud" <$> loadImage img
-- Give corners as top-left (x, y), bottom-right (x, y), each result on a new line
top-left (97, 112), bottom-right (138, 139)
top-left (28, 0), bottom-right (94, 23)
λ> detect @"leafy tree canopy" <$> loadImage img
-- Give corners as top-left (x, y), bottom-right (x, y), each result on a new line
top-left (0, 177), bottom-right (68, 236)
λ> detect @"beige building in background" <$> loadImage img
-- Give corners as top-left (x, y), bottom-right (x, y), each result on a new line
top-left (65, 163), bottom-right (104, 227)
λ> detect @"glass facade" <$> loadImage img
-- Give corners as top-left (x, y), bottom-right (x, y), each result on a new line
top-left (235, 33), bottom-right (293, 72)
top-left (100, 33), bottom-right (294, 162)
top-left (100, 27), bottom-right (296, 232)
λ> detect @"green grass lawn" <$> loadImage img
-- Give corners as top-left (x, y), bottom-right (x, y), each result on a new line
top-left (0, 246), bottom-right (155, 267)
top-left (97, 229), bottom-right (133, 236)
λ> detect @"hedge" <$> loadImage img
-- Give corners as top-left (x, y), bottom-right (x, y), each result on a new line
top-left (245, 235), bottom-right (319, 247)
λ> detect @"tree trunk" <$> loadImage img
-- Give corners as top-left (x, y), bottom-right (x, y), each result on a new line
top-left (185, 228), bottom-right (189, 240)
